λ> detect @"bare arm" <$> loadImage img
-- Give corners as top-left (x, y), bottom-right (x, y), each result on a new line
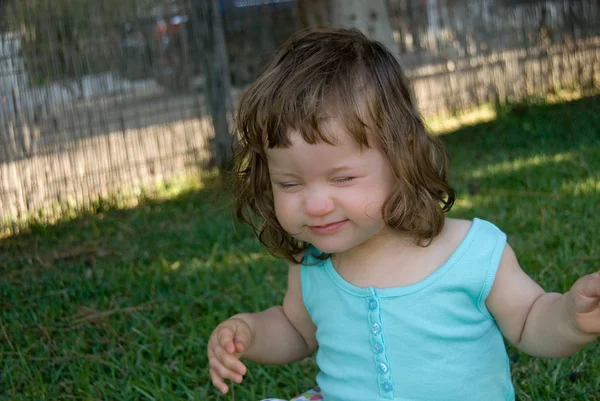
top-left (234, 263), bottom-right (318, 364)
top-left (487, 245), bottom-right (599, 358)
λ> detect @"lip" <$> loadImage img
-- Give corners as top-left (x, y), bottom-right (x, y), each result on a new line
top-left (308, 220), bottom-right (348, 235)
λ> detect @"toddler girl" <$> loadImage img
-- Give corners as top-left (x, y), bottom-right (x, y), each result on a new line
top-left (207, 28), bottom-right (600, 401)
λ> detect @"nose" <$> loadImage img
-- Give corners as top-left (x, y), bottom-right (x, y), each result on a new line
top-left (304, 188), bottom-right (335, 217)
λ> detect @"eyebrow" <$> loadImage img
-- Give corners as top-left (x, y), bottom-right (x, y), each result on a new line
top-left (269, 165), bottom-right (358, 177)
top-left (327, 166), bottom-right (357, 174)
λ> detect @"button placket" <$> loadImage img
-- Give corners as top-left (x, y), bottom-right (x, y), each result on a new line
top-left (366, 289), bottom-right (394, 398)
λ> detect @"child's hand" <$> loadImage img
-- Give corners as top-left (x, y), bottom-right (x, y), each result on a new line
top-left (207, 317), bottom-right (252, 394)
top-left (566, 271), bottom-right (600, 335)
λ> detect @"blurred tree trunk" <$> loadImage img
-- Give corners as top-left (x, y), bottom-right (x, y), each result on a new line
top-left (297, 0), bottom-right (399, 59)
top-left (197, 0), bottom-right (233, 171)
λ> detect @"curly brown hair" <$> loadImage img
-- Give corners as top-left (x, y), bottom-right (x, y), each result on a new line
top-left (232, 28), bottom-right (455, 264)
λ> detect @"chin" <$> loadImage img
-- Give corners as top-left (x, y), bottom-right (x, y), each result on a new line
top-left (308, 238), bottom-right (356, 254)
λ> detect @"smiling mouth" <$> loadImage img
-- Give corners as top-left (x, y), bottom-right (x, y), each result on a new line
top-left (308, 220), bottom-right (348, 234)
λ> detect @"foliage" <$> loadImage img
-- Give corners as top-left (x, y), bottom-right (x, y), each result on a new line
top-left (1, 96), bottom-right (599, 400)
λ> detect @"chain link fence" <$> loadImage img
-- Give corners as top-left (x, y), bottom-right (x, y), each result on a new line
top-left (1, 0), bottom-right (599, 233)
top-left (0, 0), bottom-right (300, 231)
top-left (387, 0), bottom-right (600, 114)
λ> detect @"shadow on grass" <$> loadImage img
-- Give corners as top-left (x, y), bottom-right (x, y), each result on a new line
top-left (0, 95), bottom-right (598, 400)
top-left (0, 181), bottom-right (293, 399)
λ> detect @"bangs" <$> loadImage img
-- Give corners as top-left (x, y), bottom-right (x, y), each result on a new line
top-left (264, 74), bottom-right (372, 150)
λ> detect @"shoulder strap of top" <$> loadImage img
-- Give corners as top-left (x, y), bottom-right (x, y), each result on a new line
top-left (300, 246), bottom-right (330, 317)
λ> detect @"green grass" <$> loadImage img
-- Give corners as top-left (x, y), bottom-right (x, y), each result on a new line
top-left (1, 96), bottom-right (599, 401)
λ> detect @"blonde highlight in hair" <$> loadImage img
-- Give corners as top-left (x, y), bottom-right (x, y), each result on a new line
top-left (233, 28), bottom-right (455, 264)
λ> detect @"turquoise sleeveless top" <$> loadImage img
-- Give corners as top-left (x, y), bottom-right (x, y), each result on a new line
top-left (300, 218), bottom-right (515, 401)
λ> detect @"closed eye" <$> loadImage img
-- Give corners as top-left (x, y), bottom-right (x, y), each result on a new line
top-left (276, 182), bottom-right (299, 189)
top-left (333, 177), bottom-right (356, 184)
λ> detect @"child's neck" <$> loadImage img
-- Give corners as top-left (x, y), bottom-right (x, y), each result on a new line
top-left (333, 226), bottom-right (417, 270)
top-left (330, 218), bottom-right (472, 289)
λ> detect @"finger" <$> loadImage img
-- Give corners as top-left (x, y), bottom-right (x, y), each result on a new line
top-left (582, 272), bottom-right (600, 296)
top-left (570, 273), bottom-right (600, 314)
top-left (573, 272), bottom-right (600, 298)
top-left (208, 340), bottom-right (247, 376)
top-left (214, 347), bottom-right (247, 376)
top-left (208, 330), bottom-right (225, 355)
top-left (235, 359), bottom-right (247, 376)
top-left (209, 356), bottom-right (244, 385)
top-left (217, 327), bottom-right (237, 354)
top-left (577, 314), bottom-right (600, 334)
top-left (207, 338), bottom-right (217, 355)
top-left (210, 367), bottom-right (229, 394)
top-left (233, 325), bottom-right (251, 349)
top-left (207, 342), bottom-right (221, 361)
top-left (235, 341), bottom-right (246, 354)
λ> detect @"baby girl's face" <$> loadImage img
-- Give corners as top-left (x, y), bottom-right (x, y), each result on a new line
top-left (266, 119), bottom-right (395, 255)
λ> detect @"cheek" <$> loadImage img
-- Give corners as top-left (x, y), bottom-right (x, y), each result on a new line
top-left (273, 192), bottom-right (296, 226)
top-left (354, 182), bottom-right (390, 216)
top-left (365, 167), bottom-right (395, 213)
top-left (363, 200), bottom-right (385, 220)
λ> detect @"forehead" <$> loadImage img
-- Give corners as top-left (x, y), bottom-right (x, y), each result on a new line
top-left (267, 119), bottom-right (356, 154)
top-left (271, 117), bottom-right (369, 148)
top-left (265, 125), bottom-right (381, 176)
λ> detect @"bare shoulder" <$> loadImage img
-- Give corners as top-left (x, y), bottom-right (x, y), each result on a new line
top-left (444, 218), bottom-right (473, 234)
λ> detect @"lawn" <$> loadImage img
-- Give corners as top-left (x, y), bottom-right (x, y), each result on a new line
top-left (1, 96), bottom-right (599, 400)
